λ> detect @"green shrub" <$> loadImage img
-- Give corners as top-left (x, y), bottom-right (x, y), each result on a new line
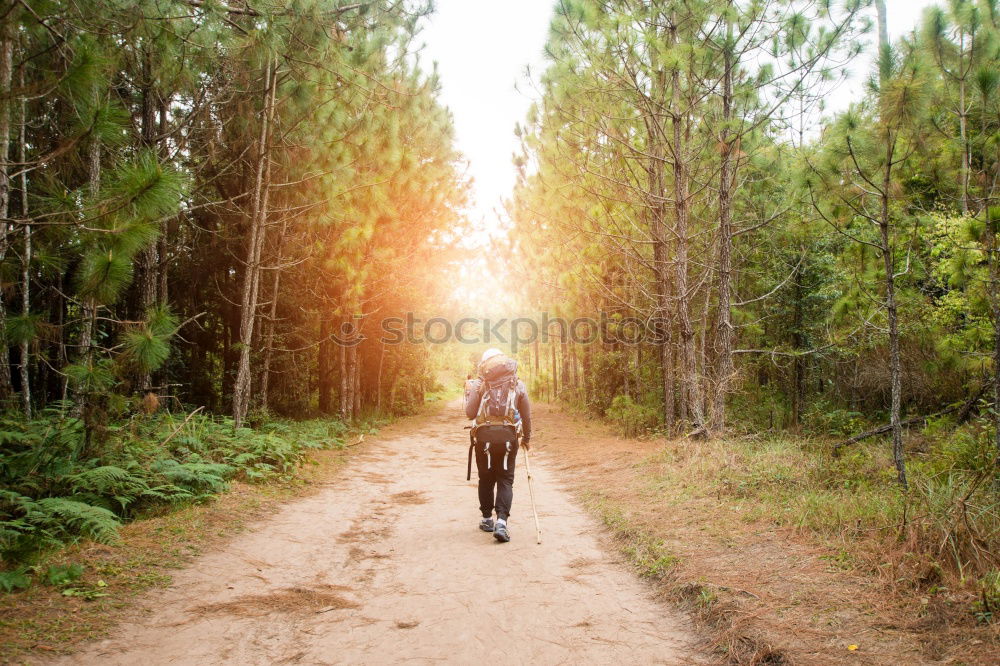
top-left (43, 563), bottom-right (84, 586)
top-left (604, 395), bottom-right (660, 437)
top-left (801, 399), bottom-right (868, 437)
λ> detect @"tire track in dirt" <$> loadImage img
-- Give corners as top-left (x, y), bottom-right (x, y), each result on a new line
top-left (52, 401), bottom-right (705, 665)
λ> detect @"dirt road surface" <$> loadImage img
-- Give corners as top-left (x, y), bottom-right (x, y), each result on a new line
top-left (55, 401), bottom-right (703, 665)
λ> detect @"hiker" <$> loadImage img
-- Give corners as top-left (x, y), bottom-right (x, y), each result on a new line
top-left (464, 348), bottom-right (532, 543)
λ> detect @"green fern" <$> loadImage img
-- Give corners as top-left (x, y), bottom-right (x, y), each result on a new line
top-left (151, 459), bottom-right (231, 495)
top-left (0, 567), bottom-right (31, 593)
top-left (44, 563), bottom-right (84, 586)
top-left (32, 498), bottom-right (120, 545)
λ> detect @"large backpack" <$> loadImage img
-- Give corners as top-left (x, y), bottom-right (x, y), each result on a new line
top-left (473, 354), bottom-right (520, 433)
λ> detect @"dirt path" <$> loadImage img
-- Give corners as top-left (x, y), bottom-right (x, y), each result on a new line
top-left (55, 401), bottom-right (704, 665)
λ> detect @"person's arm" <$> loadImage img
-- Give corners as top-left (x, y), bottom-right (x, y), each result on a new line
top-left (464, 378), bottom-right (483, 420)
top-left (516, 381), bottom-right (532, 447)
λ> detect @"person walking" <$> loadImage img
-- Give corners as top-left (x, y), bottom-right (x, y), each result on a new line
top-left (464, 348), bottom-right (532, 543)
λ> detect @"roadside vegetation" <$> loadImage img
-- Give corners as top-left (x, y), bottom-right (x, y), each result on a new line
top-left (0, 0), bottom-right (464, 619)
top-left (0, 408), bottom-right (357, 588)
top-left (510, 2), bottom-right (1000, 652)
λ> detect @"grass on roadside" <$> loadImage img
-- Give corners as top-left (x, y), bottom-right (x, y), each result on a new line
top-left (639, 421), bottom-right (1000, 618)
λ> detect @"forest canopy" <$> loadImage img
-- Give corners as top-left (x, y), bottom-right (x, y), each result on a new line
top-left (509, 0), bottom-right (1000, 489)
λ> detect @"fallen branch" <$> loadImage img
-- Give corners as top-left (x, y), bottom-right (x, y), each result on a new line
top-left (832, 382), bottom-right (989, 456)
top-left (160, 406), bottom-right (205, 448)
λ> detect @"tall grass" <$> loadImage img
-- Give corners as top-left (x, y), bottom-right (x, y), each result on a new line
top-left (646, 417), bottom-right (999, 590)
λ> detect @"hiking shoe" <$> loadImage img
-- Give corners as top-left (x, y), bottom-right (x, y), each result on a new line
top-left (479, 518), bottom-right (494, 532)
top-left (494, 521), bottom-right (510, 543)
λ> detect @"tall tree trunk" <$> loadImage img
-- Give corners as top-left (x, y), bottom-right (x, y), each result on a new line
top-left (875, 0), bottom-right (889, 64)
top-left (532, 337), bottom-right (539, 382)
top-left (985, 214), bottom-right (1000, 461)
top-left (550, 340), bottom-right (558, 400)
top-left (318, 317), bottom-right (333, 413)
top-left (560, 333), bottom-right (569, 396)
top-left (338, 323), bottom-right (348, 419)
top-left (959, 74), bottom-right (969, 215)
top-left (233, 56), bottom-right (276, 428)
top-left (0, 26), bottom-right (15, 402)
top-left (346, 343), bottom-right (358, 421)
top-left (570, 341), bottom-right (578, 391)
top-left (157, 96), bottom-right (170, 307)
top-left (881, 145), bottom-right (907, 488)
top-left (352, 343), bottom-right (361, 419)
top-left (259, 219), bottom-right (288, 411)
top-left (791, 263), bottom-right (804, 428)
top-left (875, 0), bottom-right (907, 487)
top-left (711, 17), bottom-right (735, 432)
top-left (18, 83), bottom-right (29, 417)
top-left (376, 340), bottom-right (385, 413)
top-left (670, 20), bottom-right (703, 428)
top-left (136, 53), bottom-right (159, 393)
top-left (73, 94), bottom-right (102, 413)
top-left (957, 29), bottom-right (970, 216)
top-left (648, 65), bottom-right (675, 430)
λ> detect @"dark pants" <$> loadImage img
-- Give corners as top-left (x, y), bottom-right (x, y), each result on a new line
top-left (474, 426), bottom-right (519, 520)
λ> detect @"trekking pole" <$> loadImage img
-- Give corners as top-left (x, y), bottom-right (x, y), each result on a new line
top-left (522, 445), bottom-right (542, 544)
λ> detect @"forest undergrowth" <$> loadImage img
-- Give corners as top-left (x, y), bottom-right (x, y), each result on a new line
top-left (550, 396), bottom-right (1000, 663)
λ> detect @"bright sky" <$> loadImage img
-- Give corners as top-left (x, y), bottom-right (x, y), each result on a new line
top-left (419, 0), bottom-right (940, 231)
top-left (419, 0), bottom-right (555, 234)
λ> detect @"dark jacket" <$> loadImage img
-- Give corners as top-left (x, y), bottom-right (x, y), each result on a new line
top-left (464, 377), bottom-right (532, 443)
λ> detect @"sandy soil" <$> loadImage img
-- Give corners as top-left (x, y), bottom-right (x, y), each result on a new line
top-left (52, 401), bottom-right (705, 665)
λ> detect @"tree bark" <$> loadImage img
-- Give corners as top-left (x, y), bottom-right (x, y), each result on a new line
top-left (346, 342), bottom-right (358, 421)
top-left (259, 218), bottom-right (288, 411)
top-left (550, 339), bottom-right (558, 400)
top-left (18, 81), bottom-right (29, 417)
top-left (570, 341), bottom-right (578, 391)
top-left (338, 322), bottom-right (348, 419)
top-left (376, 340), bottom-right (385, 413)
top-left (318, 317), bottom-right (333, 413)
top-left (560, 333), bottom-right (569, 396)
top-left (711, 15), bottom-right (735, 433)
top-left (791, 263), bottom-right (804, 428)
top-left (0, 26), bottom-right (15, 402)
top-left (986, 215), bottom-right (1000, 461)
top-left (533, 337), bottom-right (539, 384)
top-left (73, 90), bottom-right (102, 413)
top-left (671, 28), bottom-right (703, 428)
top-left (647, 63), bottom-right (675, 431)
top-left (233, 57), bottom-right (277, 427)
top-left (352, 342), bottom-right (361, 419)
top-left (136, 53), bottom-right (160, 393)
top-left (880, 147), bottom-right (907, 487)
top-left (875, 2), bottom-right (907, 487)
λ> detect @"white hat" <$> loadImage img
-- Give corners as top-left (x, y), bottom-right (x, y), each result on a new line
top-left (481, 348), bottom-right (503, 364)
